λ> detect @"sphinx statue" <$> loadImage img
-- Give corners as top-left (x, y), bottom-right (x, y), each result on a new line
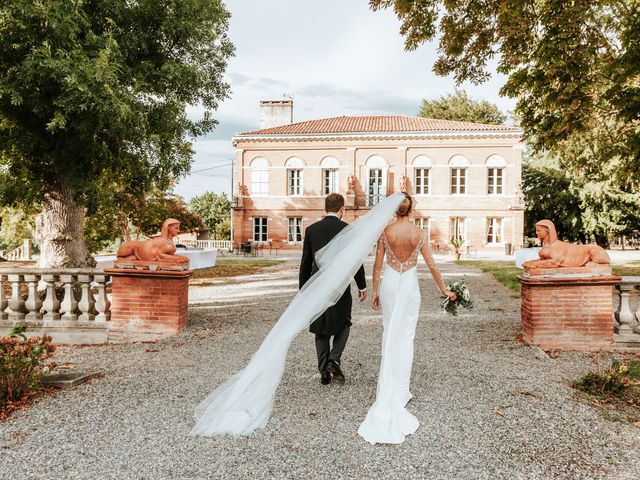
top-left (116, 218), bottom-right (189, 265)
top-left (522, 219), bottom-right (610, 269)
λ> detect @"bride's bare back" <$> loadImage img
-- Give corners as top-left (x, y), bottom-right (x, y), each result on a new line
top-left (371, 216), bottom-right (456, 310)
top-left (384, 223), bottom-right (423, 261)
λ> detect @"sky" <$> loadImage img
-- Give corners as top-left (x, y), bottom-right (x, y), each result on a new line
top-left (174, 0), bottom-right (516, 201)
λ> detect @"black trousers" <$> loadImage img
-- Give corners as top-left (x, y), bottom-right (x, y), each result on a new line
top-left (315, 326), bottom-right (350, 373)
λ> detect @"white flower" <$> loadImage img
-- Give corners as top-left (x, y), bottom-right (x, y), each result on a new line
top-left (462, 287), bottom-right (470, 302)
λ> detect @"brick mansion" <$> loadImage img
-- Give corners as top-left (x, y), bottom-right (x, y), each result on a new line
top-left (231, 100), bottom-right (524, 253)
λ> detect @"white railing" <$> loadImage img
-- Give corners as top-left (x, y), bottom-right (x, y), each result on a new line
top-left (0, 239), bottom-right (32, 261)
top-left (0, 268), bottom-right (111, 324)
top-left (614, 276), bottom-right (640, 343)
top-left (180, 239), bottom-right (233, 251)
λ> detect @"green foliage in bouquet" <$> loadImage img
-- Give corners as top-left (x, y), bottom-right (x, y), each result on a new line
top-left (441, 278), bottom-right (474, 316)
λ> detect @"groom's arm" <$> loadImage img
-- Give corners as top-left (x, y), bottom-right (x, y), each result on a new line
top-left (354, 264), bottom-right (366, 291)
top-left (299, 229), bottom-right (313, 288)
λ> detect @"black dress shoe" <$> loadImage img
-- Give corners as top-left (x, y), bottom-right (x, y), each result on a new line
top-left (326, 361), bottom-right (345, 384)
top-left (320, 371), bottom-right (331, 385)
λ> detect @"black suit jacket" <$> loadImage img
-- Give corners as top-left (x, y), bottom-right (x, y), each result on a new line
top-left (299, 215), bottom-right (367, 335)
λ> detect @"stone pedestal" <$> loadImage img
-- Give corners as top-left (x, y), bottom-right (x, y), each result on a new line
top-left (518, 266), bottom-right (620, 351)
top-left (105, 267), bottom-right (193, 343)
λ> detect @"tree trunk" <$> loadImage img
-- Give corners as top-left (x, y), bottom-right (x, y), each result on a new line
top-left (35, 189), bottom-right (96, 268)
top-left (117, 212), bottom-right (131, 242)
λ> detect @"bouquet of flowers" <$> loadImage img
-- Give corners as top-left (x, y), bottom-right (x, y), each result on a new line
top-left (441, 278), bottom-right (474, 316)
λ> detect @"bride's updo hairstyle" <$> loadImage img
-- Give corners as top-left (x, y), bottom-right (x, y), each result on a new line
top-left (396, 192), bottom-right (413, 217)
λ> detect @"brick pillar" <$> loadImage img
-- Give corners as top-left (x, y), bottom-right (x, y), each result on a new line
top-left (105, 268), bottom-right (193, 343)
top-left (518, 267), bottom-right (620, 350)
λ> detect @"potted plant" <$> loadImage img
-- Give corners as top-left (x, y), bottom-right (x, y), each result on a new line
top-left (450, 237), bottom-right (464, 260)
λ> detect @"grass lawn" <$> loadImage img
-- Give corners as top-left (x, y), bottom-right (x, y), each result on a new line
top-left (612, 261), bottom-right (640, 277)
top-left (456, 260), bottom-right (640, 295)
top-left (190, 259), bottom-right (285, 285)
top-left (456, 260), bottom-right (523, 294)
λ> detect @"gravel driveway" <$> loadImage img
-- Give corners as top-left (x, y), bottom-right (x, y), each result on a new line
top-left (1, 258), bottom-right (639, 480)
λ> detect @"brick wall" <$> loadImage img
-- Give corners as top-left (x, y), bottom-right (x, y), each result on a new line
top-left (106, 268), bottom-right (192, 343)
top-left (519, 275), bottom-right (619, 350)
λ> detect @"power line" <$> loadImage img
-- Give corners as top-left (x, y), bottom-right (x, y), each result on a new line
top-left (190, 162), bottom-right (233, 174)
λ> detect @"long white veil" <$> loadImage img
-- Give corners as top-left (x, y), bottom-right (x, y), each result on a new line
top-left (190, 193), bottom-right (404, 436)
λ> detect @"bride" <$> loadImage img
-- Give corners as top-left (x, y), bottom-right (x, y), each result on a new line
top-left (189, 192), bottom-right (453, 440)
top-left (358, 192), bottom-right (456, 445)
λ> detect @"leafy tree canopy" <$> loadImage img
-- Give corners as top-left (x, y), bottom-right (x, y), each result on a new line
top-left (0, 205), bottom-right (36, 252)
top-left (371, 0), bottom-right (640, 187)
top-left (418, 89), bottom-right (506, 125)
top-left (0, 0), bottom-right (234, 211)
top-left (84, 192), bottom-right (204, 253)
top-left (523, 152), bottom-right (640, 247)
top-left (189, 191), bottom-right (230, 240)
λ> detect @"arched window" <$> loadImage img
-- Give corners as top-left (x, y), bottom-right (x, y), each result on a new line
top-left (486, 155), bottom-right (506, 195)
top-left (449, 155), bottom-right (469, 195)
top-left (250, 157), bottom-right (269, 196)
top-left (365, 155), bottom-right (388, 206)
top-left (320, 156), bottom-right (340, 194)
top-left (412, 155), bottom-right (433, 195)
top-left (285, 157), bottom-right (304, 196)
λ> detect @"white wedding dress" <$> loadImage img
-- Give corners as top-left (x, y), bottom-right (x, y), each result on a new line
top-left (357, 231), bottom-right (426, 445)
top-left (190, 193), bottom-right (405, 437)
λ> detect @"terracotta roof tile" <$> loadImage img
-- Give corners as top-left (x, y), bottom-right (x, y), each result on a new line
top-left (239, 115), bottom-right (519, 136)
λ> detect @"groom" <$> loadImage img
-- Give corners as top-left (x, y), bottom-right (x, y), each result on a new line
top-left (299, 193), bottom-right (367, 385)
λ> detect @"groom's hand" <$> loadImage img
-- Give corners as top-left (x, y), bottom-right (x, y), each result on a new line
top-left (358, 289), bottom-right (367, 303)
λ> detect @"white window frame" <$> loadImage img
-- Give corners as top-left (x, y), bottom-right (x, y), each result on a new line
top-left (365, 155), bottom-right (388, 206)
top-left (414, 217), bottom-right (431, 240)
top-left (450, 168), bottom-right (466, 195)
top-left (414, 168), bottom-right (430, 195)
top-left (253, 217), bottom-right (268, 242)
top-left (250, 158), bottom-right (269, 196)
top-left (285, 157), bottom-right (304, 197)
top-left (449, 217), bottom-right (466, 242)
top-left (322, 168), bottom-right (339, 194)
top-left (320, 156), bottom-right (340, 195)
top-left (486, 217), bottom-right (503, 244)
top-left (487, 168), bottom-right (504, 195)
top-left (450, 155), bottom-right (469, 195)
top-left (486, 155), bottom-right (506, 196)
top-left (412, 155), bottom-right (433, 195)
top-left (288, 217), bottom-right (303, 243)
top-left (287, 169), bottom-right (303, 196)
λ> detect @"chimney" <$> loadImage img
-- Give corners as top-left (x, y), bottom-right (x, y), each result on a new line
top-left (259, 100), bottom-right (293, 129)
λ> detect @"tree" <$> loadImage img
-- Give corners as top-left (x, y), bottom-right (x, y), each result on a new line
top-left (0, 206), bottom-right (36, 252)
top-left (521, 157), bottom-right (585, 243)
top-left (84, 192), bottom-right (204, 253)
top-left (189, 192), bottom-right (231, 240)
top-left (370, 0), bottom-right (640, 187)
top-left (418, 89), bottom-right (506, 124)
top-left (523, 152), bottom-right (640, 247)
top-left (0, 1), bottom-right (233, 267)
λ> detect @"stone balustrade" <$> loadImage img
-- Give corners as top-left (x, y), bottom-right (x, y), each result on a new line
top-left (180, 239), bottom-right (233, 251)
top-left (0, 268), bottom-right (111, 344)
top-left (614, 276), bottom-right (640, 349)
top-left (0, 239), bottom-right (33, 261)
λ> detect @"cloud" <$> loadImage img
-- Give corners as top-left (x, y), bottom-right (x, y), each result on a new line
top-left (200, 116), bottom-right (258, 139)
top-left (227, 72), bottom-right (289, 90)
top-left (294, 82), bottom-right (419, 116)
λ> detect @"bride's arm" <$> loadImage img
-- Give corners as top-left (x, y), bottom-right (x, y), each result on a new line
top-left (420, 242), bottom-right (456, 301)
top-left (371, 236), bottom-right (385, 310)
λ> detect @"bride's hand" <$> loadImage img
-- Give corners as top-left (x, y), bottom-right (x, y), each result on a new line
top-left (371, 293), bottom-right (380, 311)
top-left (444, 289), bottom-right (457, 301)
